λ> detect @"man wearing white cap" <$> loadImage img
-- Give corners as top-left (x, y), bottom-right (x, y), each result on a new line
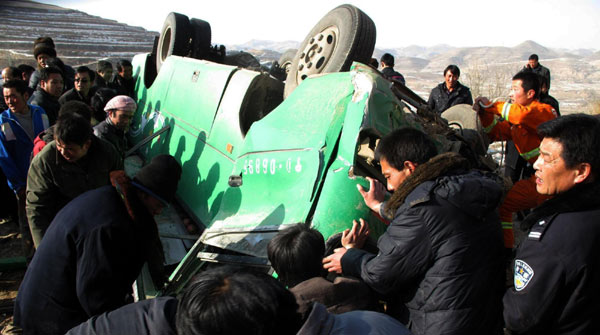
top-left (93, 95), bottom-right (136, 157)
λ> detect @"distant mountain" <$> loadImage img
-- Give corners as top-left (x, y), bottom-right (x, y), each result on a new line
top-left (229, 39), bottom-right (299, 54)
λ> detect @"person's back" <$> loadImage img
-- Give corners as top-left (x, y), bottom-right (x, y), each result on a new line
top-left (16, 154), bottom-right (182, 335)
top-left (66, 296), bottom-right (177, 335)
top-left (380, 53), bottom-right (405, 85)
top-left (15, 185), bottom-right (145, 335)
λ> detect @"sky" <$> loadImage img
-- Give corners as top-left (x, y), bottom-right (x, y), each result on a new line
top-left (37, 0), bottom-right (600, 50)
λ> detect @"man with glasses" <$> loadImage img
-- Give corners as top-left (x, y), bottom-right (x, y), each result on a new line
top-left (59, 66), bottom-right (95, 106)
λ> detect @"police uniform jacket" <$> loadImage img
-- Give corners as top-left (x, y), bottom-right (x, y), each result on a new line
top-left (503, 181), bottom-right (600, 334)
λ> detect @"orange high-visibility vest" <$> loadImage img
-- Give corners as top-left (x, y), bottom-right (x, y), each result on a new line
top-left (479, 100), bottom-right (557, 164)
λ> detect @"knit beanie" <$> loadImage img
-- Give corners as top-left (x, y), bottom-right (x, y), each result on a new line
top-left (133, 155), bottom-right (182, 204)
top-left (33, 43), bottom-right (57, 59)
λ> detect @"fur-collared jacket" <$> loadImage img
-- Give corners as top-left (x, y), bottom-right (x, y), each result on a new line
top-left (504, 181), bottom-right (600, 335)
top-left (342, 152), bottom-right (505, 335)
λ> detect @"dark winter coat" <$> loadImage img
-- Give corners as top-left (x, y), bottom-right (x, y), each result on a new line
top-left (26, 136), bottom-right (122, 247)
top-left (15, 174), bottom-right (166, 335)
top-left (94, 118), bottom-right (131, 157)
top-left (539, 93), bottom-right (560, 115)
top-left (58, 87), bottom-right (92, 106)
top-left (427, 82), bottom-right (473, 114)
top-left (342, 153), bottom-right (505, 335)
top-left (297, 303), bottom-right (411, 335)
top-left (29, 86), bottom-right (61, 125)
top-left (30, 65), bottom-right (75, 91)
top-left (65, 297), bottom-right (177, 335)
top-left (503, 181), bottom-right (600, 335)
top-left (381, 67), bottom-right (406, 85)
top-left (110, 74), bottom-right (135, 98)
top-left (520, 63), bottom-right (551, 91)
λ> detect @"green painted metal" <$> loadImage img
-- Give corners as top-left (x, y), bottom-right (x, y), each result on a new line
top-left (130, 55), bottom-right (417, 292)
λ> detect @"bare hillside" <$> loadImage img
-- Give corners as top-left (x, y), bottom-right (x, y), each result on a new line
top-left (0, 0), bottom-right (156, 68)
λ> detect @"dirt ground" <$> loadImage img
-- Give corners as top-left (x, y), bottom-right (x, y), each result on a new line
top-left (0, 216), bottom-right (26, 333)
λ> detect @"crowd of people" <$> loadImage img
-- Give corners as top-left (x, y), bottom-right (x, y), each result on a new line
top-left (1, 35), bottom-right (599, 335)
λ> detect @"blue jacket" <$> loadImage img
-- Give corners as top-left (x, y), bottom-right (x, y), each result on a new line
top-left (0, 105), bottom-right (48, 190)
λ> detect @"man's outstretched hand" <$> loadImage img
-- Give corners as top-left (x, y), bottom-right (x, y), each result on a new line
top-left (341, 218), bottom-right (370, 249)
top-left (357, 177), bottom-right (386, 213)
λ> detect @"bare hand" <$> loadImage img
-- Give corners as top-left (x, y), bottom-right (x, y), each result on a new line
top-left (323, 248), bottom-right (347, 274)
top-left (341, 218), bottom-right (370, 249)
top-left (357, 177), bottom-right (385, 212)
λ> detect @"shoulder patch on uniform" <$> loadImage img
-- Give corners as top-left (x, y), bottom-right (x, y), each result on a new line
top-left (514, 259), bottom-right (534, 291)
top-left (527, 219), bottom-right (549, 241)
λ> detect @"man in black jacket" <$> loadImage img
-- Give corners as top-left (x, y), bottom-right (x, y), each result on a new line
top-left (323, 128), bottom-right (505, 335)
top-left (427, 64), bottom-right (473, 114)
top-left (111, 59), bottom-right (135, 98)
top-left (29, 66), bottom-right (64, 125)
top-left (503, 114), bottom-right (600, 334)
top-left (379, 53), bottom-right (405, 85)
top-left (59, 66), bottom-right (94, 106)
top-left (519, 54), bottom-right (551, 91)
top-left (15, 154), bottom-right (182, 335)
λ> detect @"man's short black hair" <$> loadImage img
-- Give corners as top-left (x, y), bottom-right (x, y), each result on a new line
top-left (116, 59), bottom-right (133, 72)
top-left (375, 128), bottom-right (438, 170)
top-left (58, 100), bottom-right (92, 122)
top-left (45, 57), bottom-right (65, 71)
top-left (380, 53), bottom-right (395, 67)
top-left (3, 67), bottom-right (23, 80)
top-left (512, 71), bottom-right (540, 99)
top-left (2, 79), bottom-right (29, 96)
top-left (39, 66), bottom-right (63, 82)
top-left (90, 88), bottom-right (117, 122)
top-left (76, 66), bottom-right (95, 81)
top-left (17, 64), bottom-right (35, 75)
top-left (444, 64), bottom-right (460, 77)
top-left (529, 54), bottom-right (539, 61)
top-left (537, 114), bottom-right (600, 179)
top-left (54, 112), bottom-right (92, 146)
top-left (176, 266), bottom-right (302, 335)
top-left (97, 60), bottom-right (112, 73)
top-left (267, 223), bottom-right (325, 288)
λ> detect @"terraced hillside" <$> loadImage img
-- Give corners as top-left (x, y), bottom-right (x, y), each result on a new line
top-left (0, 0), bottom-right (157, 68)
